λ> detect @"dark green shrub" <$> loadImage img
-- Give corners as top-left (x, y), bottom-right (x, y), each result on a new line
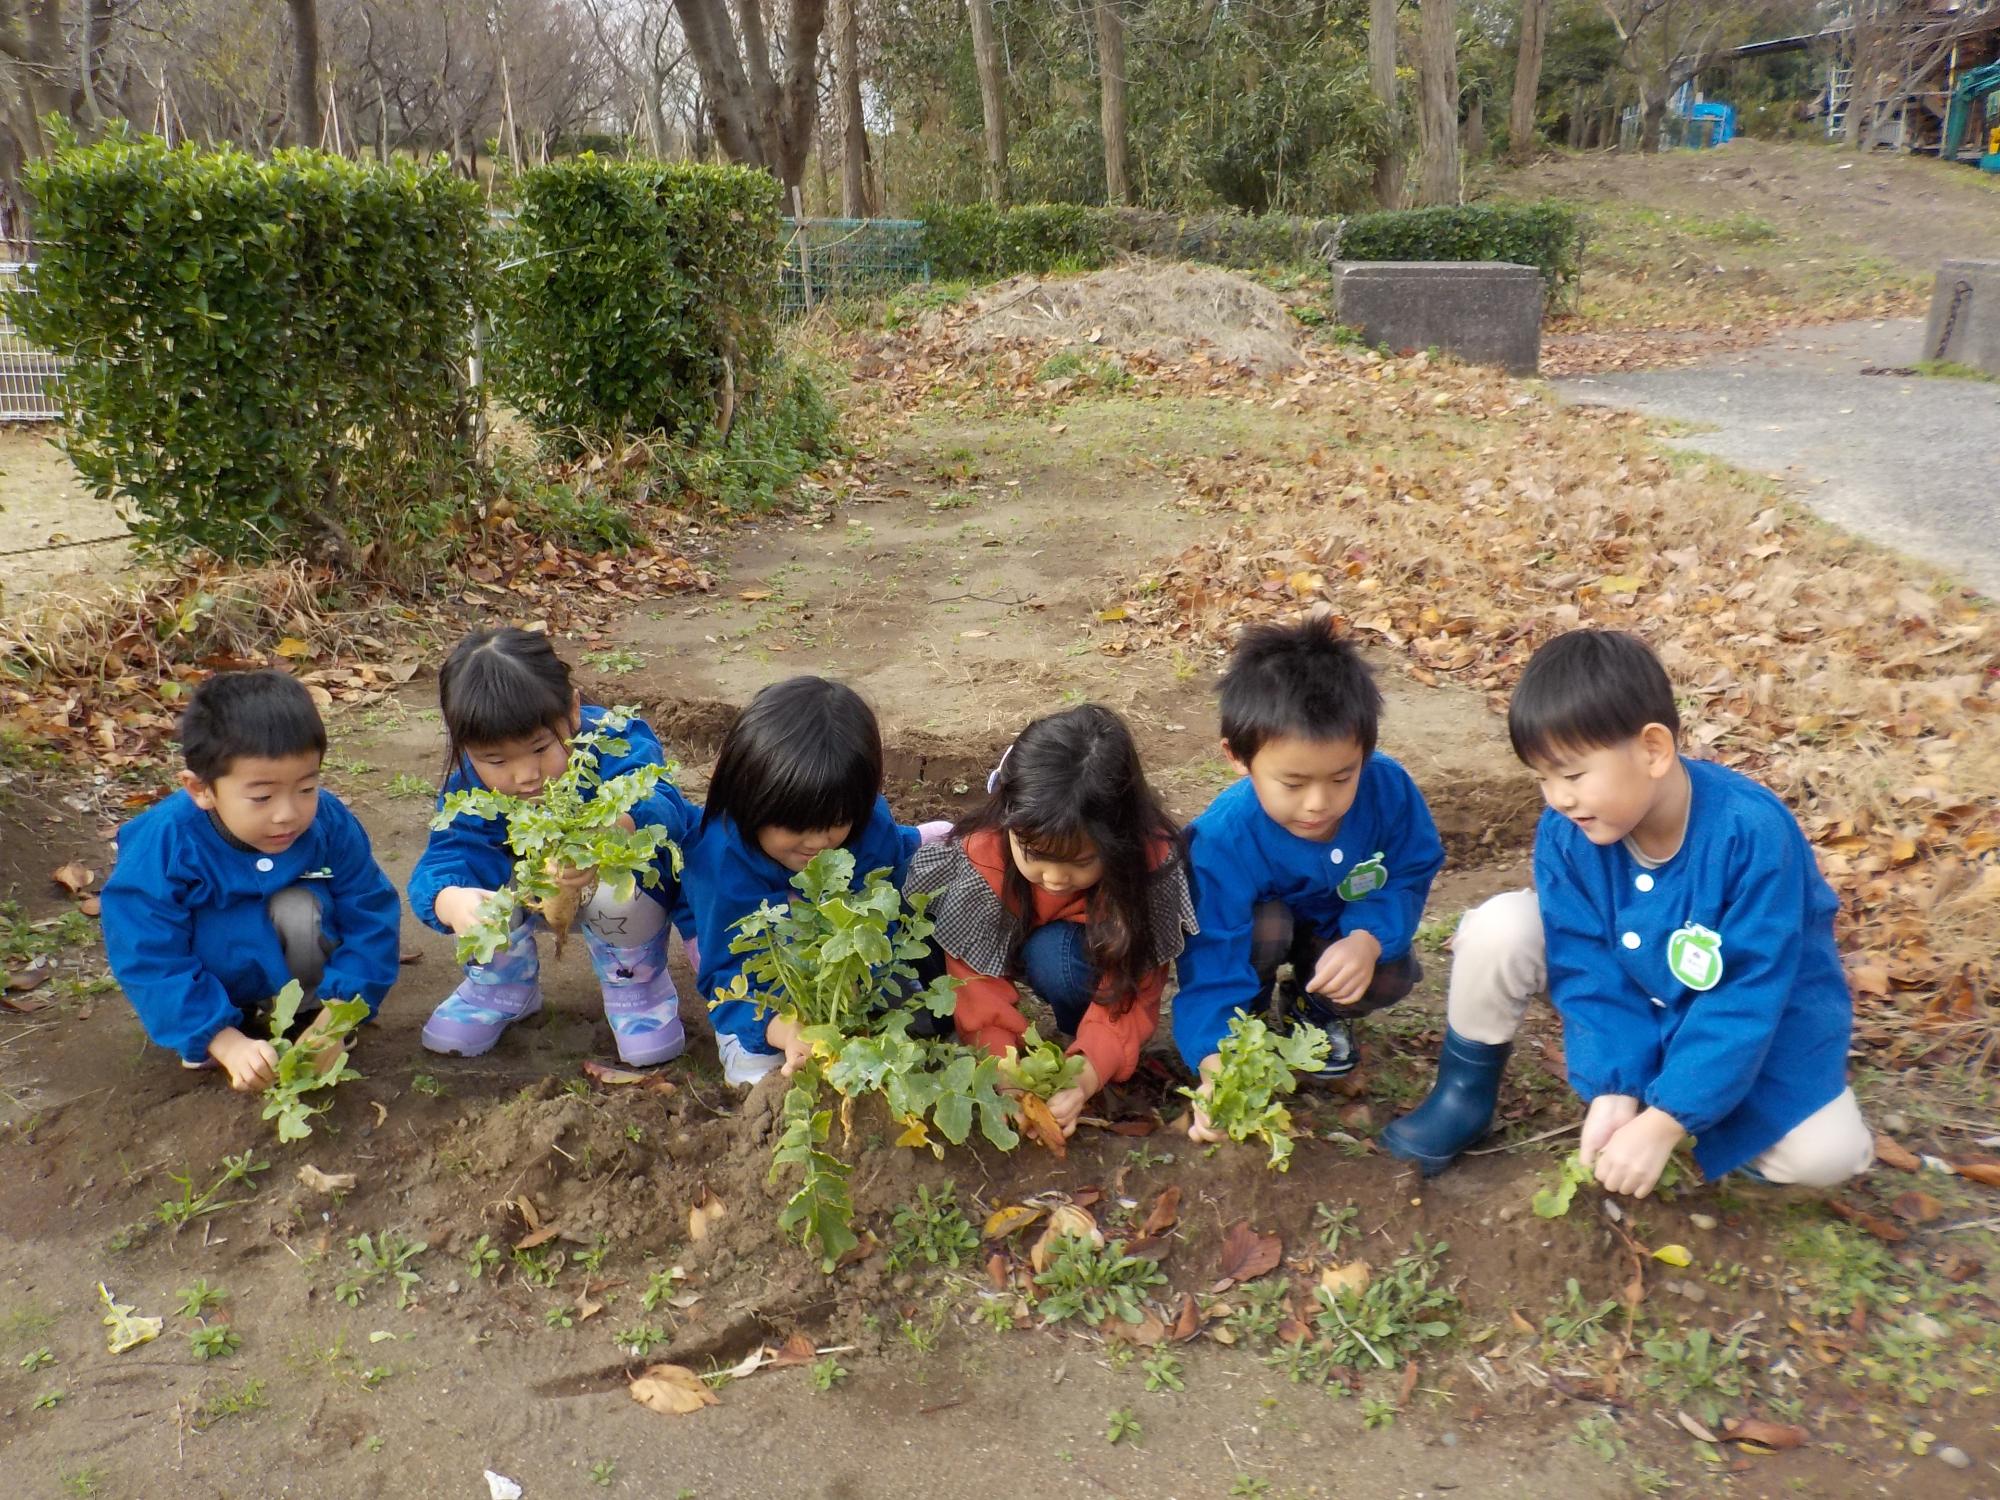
top-left (12, 130), bottom-right (486, 565)
top-left (1334, 200), bottom-right (1587, 302)
top-left (491, 157), bottom-right (783, 449)
top-left (916, 203), bottom-right (1113, 280)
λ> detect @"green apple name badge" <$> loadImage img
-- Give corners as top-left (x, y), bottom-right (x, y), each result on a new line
top-left (1337, 852), bottom-right (1388, 902)
top-left (1667, 923), bottom-right (1723, 992)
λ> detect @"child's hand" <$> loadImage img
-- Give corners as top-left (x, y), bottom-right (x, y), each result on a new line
top-left (1045, 1060), bottom-right (1101, 1139)
top-left (1579, 1092), bottom-right (1642, 1167)
top-left (765, 1016), bottom-right (814, 1078)
top-left (207, 1027), bottom-right (281, 1093)
top-left (1592, 1108), bottom-right (1685, 1199)
top-left (1186, 1054), bottom-right (1225, 1144)
top-left (434, 886), bottom-right (498, 935)
top-left (297, 1007), bottom-right (351, 1076)
top-left (1306, 930), bottom-right (1383, 1006)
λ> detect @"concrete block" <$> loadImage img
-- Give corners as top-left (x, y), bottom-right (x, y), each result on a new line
top-left (1922, 260), bottom-right (2000, 375)
top-left (1329, 260), bottom-right (1544, 375)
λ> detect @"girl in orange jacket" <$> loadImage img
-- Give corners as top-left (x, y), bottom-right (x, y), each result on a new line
top-left (905, 705), bottom-right (1195, 1136)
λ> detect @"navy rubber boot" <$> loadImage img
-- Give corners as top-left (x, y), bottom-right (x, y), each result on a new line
top-left (1379, 1028), bottom-right (1512, 1176)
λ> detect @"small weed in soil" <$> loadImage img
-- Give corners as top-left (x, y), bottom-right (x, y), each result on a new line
top-left (810, 1357), bottom-right (848, 1391)
top-left (337, 1230), bottom-right (427, 1308)
top-left (1637, 1325), bottom-right (1747, 1427)
top-left (153, 1151), bottom-right (269, 1235)
top-left (640, 1265), bottom-right (687, 1312)
top-left (1104, 1407), bottom-right (1141, 1445)
top-left (589, 1460), bottom-right (617, 1486)
top-left (190, 1326), bottom-right (241, 1361)
top-left (197, 1376), bottom-right (268, 1427)
top-left (58, 1467), bottom-right (105, 1497)
top-left (1032, 1235), bottom-right (1167, 1327)
top-left (260, 982), bottom-right (367, 1144)
top-left (464, 1234), bottom-right (502, 1280)
top-left (386, 772), bottom-right (433, 799)
top-left (19, 1345), bottom-right (55, 1371)
top-left (1141, 1352), bottom-right (1185, 1393)
top-left (887, 1184), bottom-right (979, 1271)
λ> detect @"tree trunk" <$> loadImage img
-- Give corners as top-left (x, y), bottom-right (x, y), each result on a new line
top-left (674, 0), bottom-right (767, 167)
top-left (1369, 0), bottom-right (1403, 208)
top-left (1461, 88), bottom-right (1484, 160)
top-left (835, 0), bottom-right (867, 216)
top-left (286, 0), bottom-right (323, 147)
top-left (1640, 85), bottom-right (1665, 153)
top-left (1096, 0), bottom-right (1128, 205)
top-left (966, 0), bottom-right (1008, 204)
top-left (1416, 0), bottom-right (1458, 206)
top-left (1508, 0), bottom-right (1548, 163)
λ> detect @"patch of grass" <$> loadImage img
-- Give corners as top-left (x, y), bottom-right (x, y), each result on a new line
top-left (1035, 349), bottom-right (1134, 392)
top-left (1683, 212), bottom-right (1780, 244)
top-left (1638, 1325), bottom-right (1747, 1427)
top-left (0, 901), bottom-right (94, 965)
top-left (386, 772), bottom-right (434, 800)
top-left (197, 1376), bottom-right (268, 1427)
top-left (1914, 359), bottom-right (1998, 384)
top-left (2, 1303), bottom-right (59, 1349)
top-left (58, 1467), bottom-right (106, 1497)
top-left (886, 1184), bottom-right (979, 1272)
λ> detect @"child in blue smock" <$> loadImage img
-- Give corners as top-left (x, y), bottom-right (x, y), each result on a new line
top-left (1175, 619), bottom-right (1445, 1140)
top-left (1381, 629), bottom-right (1874, 1192)
top-left (409, 627), bottom-right (699, 1066)
top-left (103, 671), bottom-right (401, 1091)
top-left (684, 675), bottom-right (947, 1086)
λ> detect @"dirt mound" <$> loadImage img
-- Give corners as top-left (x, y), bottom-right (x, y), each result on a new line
top-left (938, 261), bottom-right (1307, 373)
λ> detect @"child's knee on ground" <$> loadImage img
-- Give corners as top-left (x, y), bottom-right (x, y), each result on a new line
top-left (1749, 1089), bottom-right (1874, 1189)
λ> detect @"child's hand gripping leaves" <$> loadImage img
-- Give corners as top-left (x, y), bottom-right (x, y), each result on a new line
top-left (1180, 1013), bottom-right (1329, 1171)
top-left (998, 1032), bottom-right (1088, 1154)
top-left (431, 708), bottom-right (680, 963)
top-left (261, 980), bottom-right (369, 1144)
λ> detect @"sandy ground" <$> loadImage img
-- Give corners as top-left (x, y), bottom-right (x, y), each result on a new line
top-left (0, 426), bottom-right (132, 609)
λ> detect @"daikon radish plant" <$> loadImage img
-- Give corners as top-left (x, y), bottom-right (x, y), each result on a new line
top-left (997, 1032), bottom-right (1087, 1099)
top-left (1182, 1012), bottom-right (1331, 1171)
top-left (261, 980), bottom-right (368, 1144)
top-left (430, 708), bottom-right (681, 963)
top-left (720, 849), bottom-right (1019, 1270)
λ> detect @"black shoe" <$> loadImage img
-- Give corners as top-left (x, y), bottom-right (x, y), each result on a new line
top-left (1279, 984), bottom-right (1358, 1080)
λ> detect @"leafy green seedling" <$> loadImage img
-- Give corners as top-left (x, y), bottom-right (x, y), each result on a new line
top-left (190, 1326), bottom-right (241, 1360)
top-left (1033, 1235), bottom-right (1167, 1326)
top-left (809, 1357), bottom-right (848, 1391)
top-left (261, 981), bottom-right (369, 1143)
top-left (19, 1346), bottom-right (54, 1371)
top-left (1182, 1013), bottom-right (1329, 1170)
top-left (1105, 1407), bottom-right (1142, 1444)
top-left (1532, 1152), bottom-right (1595, 1218)
top-left (465, 1234), bottom-right (502, 1279)
top-left (887, 1185), bottom-right (979, 1271)
top-left (431, 709), bottom-right (682, 963)
top-left (997, 1031), bottom-right (1086, 1099)
top-left (175, 1279), bottom-right (226, 1318)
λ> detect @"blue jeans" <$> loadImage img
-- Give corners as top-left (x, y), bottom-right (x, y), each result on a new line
top-left (1020, 922), bottom-right (1096, 1036)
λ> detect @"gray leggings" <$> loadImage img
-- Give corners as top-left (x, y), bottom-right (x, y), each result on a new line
top-left (264, 886), bottom-right (335, 1028)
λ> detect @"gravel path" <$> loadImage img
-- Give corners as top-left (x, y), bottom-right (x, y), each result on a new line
top-left (1555, 317), bottom-right (2000, 597)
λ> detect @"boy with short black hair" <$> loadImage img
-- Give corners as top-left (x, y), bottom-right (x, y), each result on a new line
top-left (103, 670), bottom-right (402, 1091)
top-left (1381, 629), bottom-right (1873, 1193)
top-left (1175, 618), bottom-right (1445, 1137)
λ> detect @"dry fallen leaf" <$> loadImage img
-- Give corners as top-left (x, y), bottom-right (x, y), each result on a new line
top-left (515, 1224), bottom-right (562, 1250)
top-left (1889, 1191), bottom-right (1944, 1224)
top-left (1828, 1199), bottom-right (1908, 1244)
top-left (1213, 1220), bottom-right (1283, 1290)
top-left (51, 861), bottom-right (95, 895)
top-left (983, 1204), bottom-right (1045, 1240)
top-left (296, 1164), bottom-right (356, 1194)
top-left (1169, 1291), bottom-right (1202, 1342)
top-left (1105, 1309), bottom-right (1167, 1346)
top-left (582, 1059), bottom-right (676, 1094)
top-left (1719, 1417), bottom-right (1808, 1450)
top-left (1676, 1410), bottom-right (1720, 1444)
top-left (1320, 1261), bottom-right (1372, 1299)
top-left (1651, 1244), bottom-right (1693, 1267)
top-left (629, 1363), bottom-right (718, 1416)
top-left (1872, 1134), bottom-right (1921, 1172)
top-left (1952, 1159), bottom-right (2000, 1189)
top-left (767, 1332), bottom-right (819, 1370)
top-left (1140, 1186), bottom-right (1181, 1238)
top-left (1031, 1204), bottom-right (1103, 1273)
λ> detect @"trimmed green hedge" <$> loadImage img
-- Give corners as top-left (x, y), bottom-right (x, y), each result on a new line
top-left (491, 157), bottom-right (784, 447)
top-left (1334, 200), bottom-right (1586, 299)
top-left (917, 202), bottom-right (1113, 281)
top-left (13, 131), bottom-right (486, 564)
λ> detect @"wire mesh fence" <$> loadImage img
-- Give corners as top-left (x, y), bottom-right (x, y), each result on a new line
top-left (0, 263), bottom-right (64, 421)
top-left (778, 218), bottom-right (929, 317)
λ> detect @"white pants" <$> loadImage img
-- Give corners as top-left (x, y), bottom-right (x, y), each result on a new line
top-left (1447, 890), bottom-right (1874, 1188)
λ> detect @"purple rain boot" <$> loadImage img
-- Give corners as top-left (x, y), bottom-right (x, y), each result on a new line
top-left (421, 927), bottom-right (543, 1057)
top-left (586, 926), bottom-right (686, 1067)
